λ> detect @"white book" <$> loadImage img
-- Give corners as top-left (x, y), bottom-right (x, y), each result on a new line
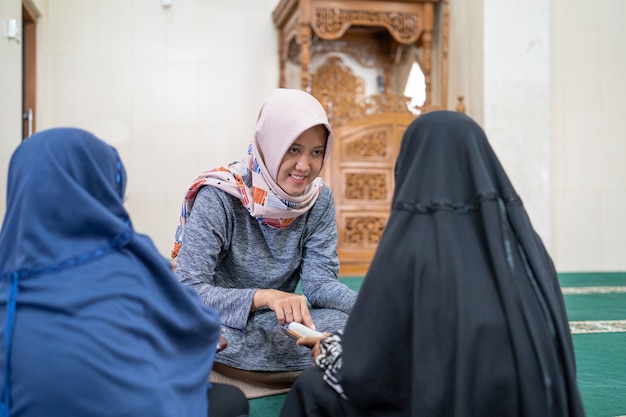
top-left (281, 321), bottom-right (324, 340)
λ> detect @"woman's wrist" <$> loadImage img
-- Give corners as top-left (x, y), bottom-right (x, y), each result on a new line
top-left (251, 288), bottom-right (269, 312)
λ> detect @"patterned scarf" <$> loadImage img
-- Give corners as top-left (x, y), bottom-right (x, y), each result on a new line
top-left (172, 89), bottom-right (333, 258)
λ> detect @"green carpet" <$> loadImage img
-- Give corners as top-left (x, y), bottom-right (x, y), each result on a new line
top-left (565, 293), bottom-right (626, 321)
top-left (249, 394), bottom-right (288, 416)
top-left (559, 272), bottom-right (626, 288)
top-left (573, 333), bottom-right (626, 417)
top-left (249, 272), bottom-right (626, 417)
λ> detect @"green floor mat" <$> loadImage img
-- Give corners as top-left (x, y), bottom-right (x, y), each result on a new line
top-left (559, 272), bottom-right (626, 287)
top-left (249, 394), bottom-right (287, 416)
top-left (564, 293), bottom-right (626, 321)
top-left (573, 332), bottom-right (626, 417)
top-left (338, 276), bottom-right (364, 291)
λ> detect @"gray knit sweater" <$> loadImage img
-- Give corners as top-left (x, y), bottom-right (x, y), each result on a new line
top-left (175, 185), bottom-right (357, 371)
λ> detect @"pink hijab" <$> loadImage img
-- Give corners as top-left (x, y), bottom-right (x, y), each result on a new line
top-left (172, 89), bottom-right (333, 258)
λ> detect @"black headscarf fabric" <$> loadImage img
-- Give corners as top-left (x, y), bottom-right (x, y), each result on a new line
top-left (338, 111), bottom-right (586, 416)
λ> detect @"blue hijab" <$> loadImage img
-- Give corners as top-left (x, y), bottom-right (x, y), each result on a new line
top-left (0, 128), bottom-right (221, 417)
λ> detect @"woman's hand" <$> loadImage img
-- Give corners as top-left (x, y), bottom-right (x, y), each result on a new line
top-left (252, 289), bottom-right (316, 330)
top-left (297, 334), bottom-right (330, 363)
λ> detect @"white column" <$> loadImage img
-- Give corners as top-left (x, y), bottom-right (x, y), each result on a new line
top-left (482, 0), bottom-right (551, 245)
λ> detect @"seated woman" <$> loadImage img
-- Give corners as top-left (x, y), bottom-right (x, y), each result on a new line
top-left (280, 111), bottom-right (587, 417)
top-left (172, 89), bottom-right (357, 375)
top-left (0, 128), bottom-right (248, 417)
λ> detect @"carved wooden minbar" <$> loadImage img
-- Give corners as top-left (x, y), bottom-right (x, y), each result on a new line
top-left (273, 0), bottom-right (450, 275)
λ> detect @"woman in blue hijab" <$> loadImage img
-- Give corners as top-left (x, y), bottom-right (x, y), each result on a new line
top-left (0, 128), bottom-right (248, 417)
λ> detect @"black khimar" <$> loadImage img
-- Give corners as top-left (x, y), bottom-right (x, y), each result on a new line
top-left (338, 111), bottom-right (586, 417)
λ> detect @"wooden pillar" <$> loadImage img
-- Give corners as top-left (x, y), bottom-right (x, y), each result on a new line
top-left (440, 1), bottom-right (450, 109)
top-left (299, 24), bottom-right (312, 92)
top-left (277, 31), bottom-right (286, 88)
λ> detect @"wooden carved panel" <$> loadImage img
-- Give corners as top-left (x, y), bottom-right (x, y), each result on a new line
top-left (273, 0), bottom-right (449, 108)
top-left (342, 214), bottom-right (388, 246)
top-left (344, 172), bottom-right (389, 201)
top-left (313, 6), bottom-right (425, 43)
top-left (311, 56), bottom-right (366, 125)
top-left (343, 128), bottom-right (389, 159)
top-left (312, 57), bottom-right (416, 126)
top-left (272, 0), bottom-right (450, 275)
top-left (337, 209), bottom-right (389, 274)
top-left (324, 113), bottom-right (416, 276)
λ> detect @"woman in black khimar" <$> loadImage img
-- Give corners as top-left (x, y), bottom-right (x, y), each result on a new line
top-left (280, 110), bottom-right (587, 417)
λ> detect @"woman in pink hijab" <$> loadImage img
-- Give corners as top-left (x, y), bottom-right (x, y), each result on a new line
top-left (172, 89), bottom-right (357, 375)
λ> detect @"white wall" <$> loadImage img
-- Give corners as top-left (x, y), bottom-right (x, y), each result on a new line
top-left (35, 0), bottom-right (282, 256)
top-left (448, 0), bottom-right (551, 252)
top-left (0, 0), bottom-right (625, 271)
top-left (443, 0), bottom-right (626, 272)
top-left (550, 0), bottom-right (626, 271)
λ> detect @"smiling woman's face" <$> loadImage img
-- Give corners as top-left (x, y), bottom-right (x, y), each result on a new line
top-left (276, 124), bottom-right (327, 196)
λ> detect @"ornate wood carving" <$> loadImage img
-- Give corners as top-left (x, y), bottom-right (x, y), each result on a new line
top-left (299, 23), bottom-right (312, 91)
top-left (345, 173), bottom-right (388, 200)
top-left (272, 0), bottom-right (449, 275)
top-left (273, 0), bottom-right (446, 97)
top-left (329, 114), bottom-right (415, 275)
top-left (456, 95), bottom-right (466, 113)
top-left (311, 56), bottom-right (414, 126)
top-left (344, 130), bottom-right (389, 159)
top-left (311, 56), bottom-right (365, 125)
top-left (343, 216), bottom-right (387, 246)
top-left (440, 0), bottom-right (450, 109)
top-left (313, 7), bottom-right (423, 43)
top-left (363, 94), bottom-right (418, 116)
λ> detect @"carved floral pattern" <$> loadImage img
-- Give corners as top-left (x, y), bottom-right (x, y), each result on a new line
top-left (343, 216), bottom-right (387, 245)
top-left (345, 173), bottom-right (387, 200)
top-left (345, 131), bottom-right (388, 158)
top-left (314, 8), bottom-right (420, 44)
top-left (311, 57), bottom-right (365, 124)
top-left (273, 0), bottom-right (449, 275)
top-left (363, 94), bottom-right (419, 116)
top-left (312, 57), bottom-right (414, 126)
